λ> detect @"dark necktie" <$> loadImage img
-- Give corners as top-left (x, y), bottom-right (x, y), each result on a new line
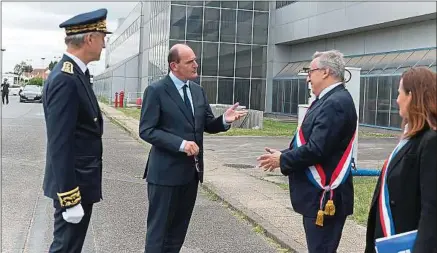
top-left (309, 97), bottom-right (319, 109)
top-left (182, 84), bottom-right (193, 114)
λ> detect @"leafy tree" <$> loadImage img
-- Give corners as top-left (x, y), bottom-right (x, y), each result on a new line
top-left (48, 61), bottom-right (58, 71)
top-left (13, 61), bottom-right (26, 76)
top-left (27, 77), bottom-right (44, 86)
top-left (13, 61), bottom-right (33, 84)
top-left (23, 65), bottom-right (33, 73)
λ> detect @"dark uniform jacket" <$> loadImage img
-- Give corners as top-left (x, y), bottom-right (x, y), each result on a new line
top-left (42, 54), bottom-right (103, 209)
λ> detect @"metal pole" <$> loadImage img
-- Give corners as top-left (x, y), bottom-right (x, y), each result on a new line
top-left (41, 57), bottom-right (46, 84)
top-left (1, 49), bottom-right (5, 82)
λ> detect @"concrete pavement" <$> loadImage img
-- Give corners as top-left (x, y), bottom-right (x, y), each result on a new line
top-left (1, 96), bottom-right (282, 253)
top-left (99, 102), bottom-right (399, 253)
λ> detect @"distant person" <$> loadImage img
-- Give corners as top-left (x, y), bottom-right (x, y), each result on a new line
top-left (257, 50), bottom-right (357, 253)
top-left (365, 67), bottom-right (437, 253)
top-left (139, 43), bottom-right (247, 252)
top-left (42, 8), bottom-right (110, 253)
top-left (1, 78), bottom-right (10, 104)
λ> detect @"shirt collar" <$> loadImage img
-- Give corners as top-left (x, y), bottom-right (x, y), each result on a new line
top-left (169, 71), bottom-right (189, 90)
top-left (318, 82), bottom-right (342, 99)
top-left (64, 52), bottom-right (87, 74)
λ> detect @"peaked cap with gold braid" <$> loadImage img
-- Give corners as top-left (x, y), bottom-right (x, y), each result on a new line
top-left (59, 8), bottom-right (112, 36)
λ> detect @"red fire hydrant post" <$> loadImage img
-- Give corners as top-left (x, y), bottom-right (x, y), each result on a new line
top-left (119, 91), bottom-right (125, 108)
top-left (114, 92), bottom-right (119, 108)
top-left (136, 97), bottom-right (142, 108)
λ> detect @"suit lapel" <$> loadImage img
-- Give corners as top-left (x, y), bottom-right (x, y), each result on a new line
top-left (370, 140), bottom-right (412, 207)
top-left (164, 76), bottom-right (195, 127)
top-left (305, 84), bottom-right (345, 119)
top-left (386, 140), bottom-right (413, 179)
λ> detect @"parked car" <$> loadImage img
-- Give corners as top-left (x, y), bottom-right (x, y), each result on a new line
top-left (19, 85), bottom-right (43, 103)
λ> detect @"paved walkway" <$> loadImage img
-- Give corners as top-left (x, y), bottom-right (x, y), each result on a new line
top-left (98, 102), bottom-right (399, 253)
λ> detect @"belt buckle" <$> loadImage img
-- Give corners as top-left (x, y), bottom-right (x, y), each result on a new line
top-left (194, 156), bottom-right (200, 172)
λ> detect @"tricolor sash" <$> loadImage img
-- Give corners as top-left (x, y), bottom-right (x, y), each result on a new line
top-left (293, 126), bottom-right (356, 226)
top-left (378, 138), bottom-right (409, 237)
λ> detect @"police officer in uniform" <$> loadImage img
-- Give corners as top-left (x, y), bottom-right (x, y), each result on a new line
top-left (42, 8), bottom-right (110, 252)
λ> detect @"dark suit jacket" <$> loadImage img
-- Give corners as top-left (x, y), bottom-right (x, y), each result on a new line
top-left (42, 54), bottom-right (103, 208)
top-left (365, 128), bottom-right (437, 253)
top-left (279, 84), bottom-right (357, 217)
top-left (139, 75), bottom-right (229, 186)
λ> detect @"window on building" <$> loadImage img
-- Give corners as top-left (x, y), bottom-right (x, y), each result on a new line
top-left (201, 77), bottom-right (218, 104)
top-left (236, 10), bottom-right (253, 44)
top-left (250, 79), bottom-right (266, 110)
top-left (203, 8), bottom-right (220, 42)
top-left (220, 9), bottom-right (237, 43)
top-left (186, 7), bottom-right (203, 41)
top-left (275, 1), bottom-right (297, 9)
top-left (218, 77), bottom-right (234, 104)
top-left (219, 43), bottom-right (235, 77)
top-left (201, 42), bottom-right (219, 76)
top-left (234, 79), bottom-right (250, 108)
top-left (251, 46), bottom-right (267, 78)
top-left (238, 1), bottom-right (253, 10)
top-left (253, 12), bottom-right (269, 45)
top-left (235, 45), bottom-right (252, 78)
top-left (170, 5), bottom-right (186, 40)
top-left (254, 1), bottom-right (269, 11)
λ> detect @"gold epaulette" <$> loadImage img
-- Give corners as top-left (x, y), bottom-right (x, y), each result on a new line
top-left (61, 61), bottom-right (74, 74)
top-left (57, 186), bottom-right (81, 207)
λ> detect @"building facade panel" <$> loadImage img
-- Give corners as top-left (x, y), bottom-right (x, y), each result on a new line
top-left (106, 2), bottom-right (142, 67)
top-left (273, 1), bottom-right (436, 44)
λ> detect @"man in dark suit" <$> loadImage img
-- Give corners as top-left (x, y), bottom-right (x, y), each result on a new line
top-left (258, 50), bottom-right (357, 253)
top-left (42, 8), bottom-right (110, 253)
top-left (139, 43), bottom-right (247, 253)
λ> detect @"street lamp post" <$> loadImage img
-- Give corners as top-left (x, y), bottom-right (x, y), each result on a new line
top-left (1, 49), bottom-right (5, 84)
top-left (41, 57), bottom-right (46, 84)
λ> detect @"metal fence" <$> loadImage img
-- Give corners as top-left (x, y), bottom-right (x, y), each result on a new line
top-left (125, 92), bottom-right (143, 107)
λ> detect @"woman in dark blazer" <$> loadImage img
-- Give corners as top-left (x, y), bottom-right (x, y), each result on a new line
top-left (365, 67), bottom-right (437, 253)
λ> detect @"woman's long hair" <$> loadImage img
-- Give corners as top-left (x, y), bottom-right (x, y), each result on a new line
top-left (401, 67), bottom-right (437, 138)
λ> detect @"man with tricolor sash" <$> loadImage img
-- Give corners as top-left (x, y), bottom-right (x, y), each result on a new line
top-left (258, 50), bottom-right (357, 253)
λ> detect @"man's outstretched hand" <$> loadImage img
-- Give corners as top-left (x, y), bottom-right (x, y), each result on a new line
top-left (224, 102), bottom-right (248, 123)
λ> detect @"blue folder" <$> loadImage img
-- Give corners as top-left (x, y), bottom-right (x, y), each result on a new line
top-left (375, 230), bottom-right (417, 253)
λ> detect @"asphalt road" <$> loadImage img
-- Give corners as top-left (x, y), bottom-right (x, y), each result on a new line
top-left (1, 96), bottom-right (279, 253)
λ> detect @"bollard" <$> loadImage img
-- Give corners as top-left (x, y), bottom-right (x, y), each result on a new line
top-left (119, 91), bottom-right (125, 108)
top-left (136, 97), bottom-right (142, 108)
top-left (114, 92), bottom-right (119, 108)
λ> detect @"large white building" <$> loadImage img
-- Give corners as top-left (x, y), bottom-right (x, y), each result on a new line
top-left (93, 1), bottom-right (436, 129)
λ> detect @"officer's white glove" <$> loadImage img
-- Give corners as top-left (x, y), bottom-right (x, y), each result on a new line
top-left (62, 203), bottom-right (84, 224)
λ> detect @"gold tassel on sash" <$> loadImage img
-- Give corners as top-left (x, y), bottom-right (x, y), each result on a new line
top-left (315, 210), bottom-right (325, 226)
top-left (324, 200), bottom-right (336, 216)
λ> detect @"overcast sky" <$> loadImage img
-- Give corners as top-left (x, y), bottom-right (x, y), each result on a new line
top-left (1, 1), bottom-right (138, 76)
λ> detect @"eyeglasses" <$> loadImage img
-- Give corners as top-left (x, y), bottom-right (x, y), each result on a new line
top-left (308, 68), bottom-right (322, 73)
top-left (307, 68), bottom-right (324, 77)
